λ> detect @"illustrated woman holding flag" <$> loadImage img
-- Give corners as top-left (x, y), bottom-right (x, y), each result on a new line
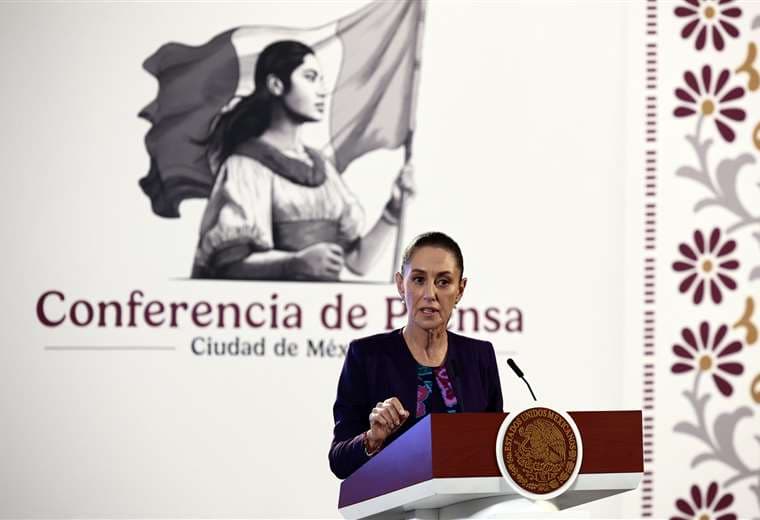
top-left (191, 41), bottom-right (413, 280)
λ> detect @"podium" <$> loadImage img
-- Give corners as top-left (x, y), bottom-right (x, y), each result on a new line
top-left (338, 412), bottom-right (643, 519)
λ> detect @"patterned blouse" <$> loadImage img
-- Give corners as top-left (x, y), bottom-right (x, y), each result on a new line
top-left (416, 363), bottom-right (459, 418)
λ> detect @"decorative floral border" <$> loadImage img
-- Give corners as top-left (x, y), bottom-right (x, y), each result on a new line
top-left (667, 1), bottom-right (760, 518)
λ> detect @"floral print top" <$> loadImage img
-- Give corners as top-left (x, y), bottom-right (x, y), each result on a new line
top-left (416, 363), bottom-right (459, 418)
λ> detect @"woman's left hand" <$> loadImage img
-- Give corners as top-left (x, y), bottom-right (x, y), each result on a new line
top-left (385, 163), bottom-right (415, 223)
top-left (391, 163), bottom-right (415, 204)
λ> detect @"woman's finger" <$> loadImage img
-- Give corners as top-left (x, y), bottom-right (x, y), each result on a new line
top-left (399, 176), bottom-right (415, 194)
top-left (381, 403), bottom-right (401, 425)
top-left (394, 178), bottom-right (415, 197)
top-left (326, 251), bottom-right (345, 265)
top-left (388, 397), bottom-right (409, 420)
top-left (324, 260), bottom-right (344, 276)
top-left (370, 410), bottom-right (389, 428)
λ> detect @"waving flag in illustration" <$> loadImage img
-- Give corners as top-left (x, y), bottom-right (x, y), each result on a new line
top-left (139, 0), bottom-right (424, 218)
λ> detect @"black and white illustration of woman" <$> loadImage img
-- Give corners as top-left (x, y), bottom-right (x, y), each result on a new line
top-left (191, 40), bottom-right (414, 281)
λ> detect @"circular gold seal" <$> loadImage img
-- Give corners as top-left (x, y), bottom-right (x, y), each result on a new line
top-left (495, 406), bottom-right (583, 500)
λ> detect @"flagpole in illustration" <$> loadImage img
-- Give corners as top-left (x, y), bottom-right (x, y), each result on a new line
top-left (391, 0), bottom-right (427, 281)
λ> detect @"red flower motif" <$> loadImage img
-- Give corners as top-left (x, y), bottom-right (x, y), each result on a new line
top-left (674, 65), bottom-right (746, 142)
top-left (670, 481), bottom-right (737, 520)
top-left (672, 228), bottom-right (739, 304)
top-left (671, 321), bottom-right (744, 396)
top-left (435, 367), bottom-right (459, 408)
top-left (675, 0), bottom-right (741, 51)
top-left (416, 385), bottom-right (430, 418)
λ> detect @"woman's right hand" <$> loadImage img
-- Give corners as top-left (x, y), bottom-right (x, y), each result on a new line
top-left (291, 242), bottom-right (344, 280)
top-left (366, 397), bottom-right (410, 453)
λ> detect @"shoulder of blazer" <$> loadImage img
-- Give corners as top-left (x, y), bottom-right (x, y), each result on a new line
top-left (348, 329), bottom-right (404, 356)
top-left (448, 330), bottom-right (493, 353)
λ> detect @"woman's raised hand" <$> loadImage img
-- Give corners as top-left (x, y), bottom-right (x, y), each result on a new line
top-left (366, 397), bottom-right (410, 453)
top-left (292, 242), bottom-right (344, 280)
top-left (383, 163), bottom-right (415, 225)
top-left (391, 162), bottom-right (415, 204)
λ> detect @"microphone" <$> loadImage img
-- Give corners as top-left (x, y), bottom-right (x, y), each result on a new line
top-left (506, 358), bottom-right (523, 378)
top-left (506, 358), bottom-right (537, 401)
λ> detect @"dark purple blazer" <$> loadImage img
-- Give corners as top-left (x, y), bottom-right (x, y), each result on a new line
top-left (329, 329), bottom-right (504, 479)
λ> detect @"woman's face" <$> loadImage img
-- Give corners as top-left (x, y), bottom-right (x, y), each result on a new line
top-left (395, 246), bottom-right (467, 332)
top-left (283, 54), bottom-right (327, 122)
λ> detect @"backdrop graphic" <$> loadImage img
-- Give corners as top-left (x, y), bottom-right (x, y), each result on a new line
top-left (4, 1), bottom-right (752, 518)
top-left (138, 1), bottom-right (423, 283)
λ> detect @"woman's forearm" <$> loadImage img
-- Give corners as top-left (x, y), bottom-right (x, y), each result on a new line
top-left (345, 219), bottom-right (396, 276)
top-left (217, 250), bottom-right (297, 279)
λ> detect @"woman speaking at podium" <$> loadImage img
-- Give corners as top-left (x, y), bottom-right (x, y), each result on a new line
top-left (329, 232), bottom-right (504, 479)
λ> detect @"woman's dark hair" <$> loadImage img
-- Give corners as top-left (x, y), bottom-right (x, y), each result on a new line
top-left (205, 40), bottom-right (315, 166)
top-left (401, 232), bottom-right (464, 278)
